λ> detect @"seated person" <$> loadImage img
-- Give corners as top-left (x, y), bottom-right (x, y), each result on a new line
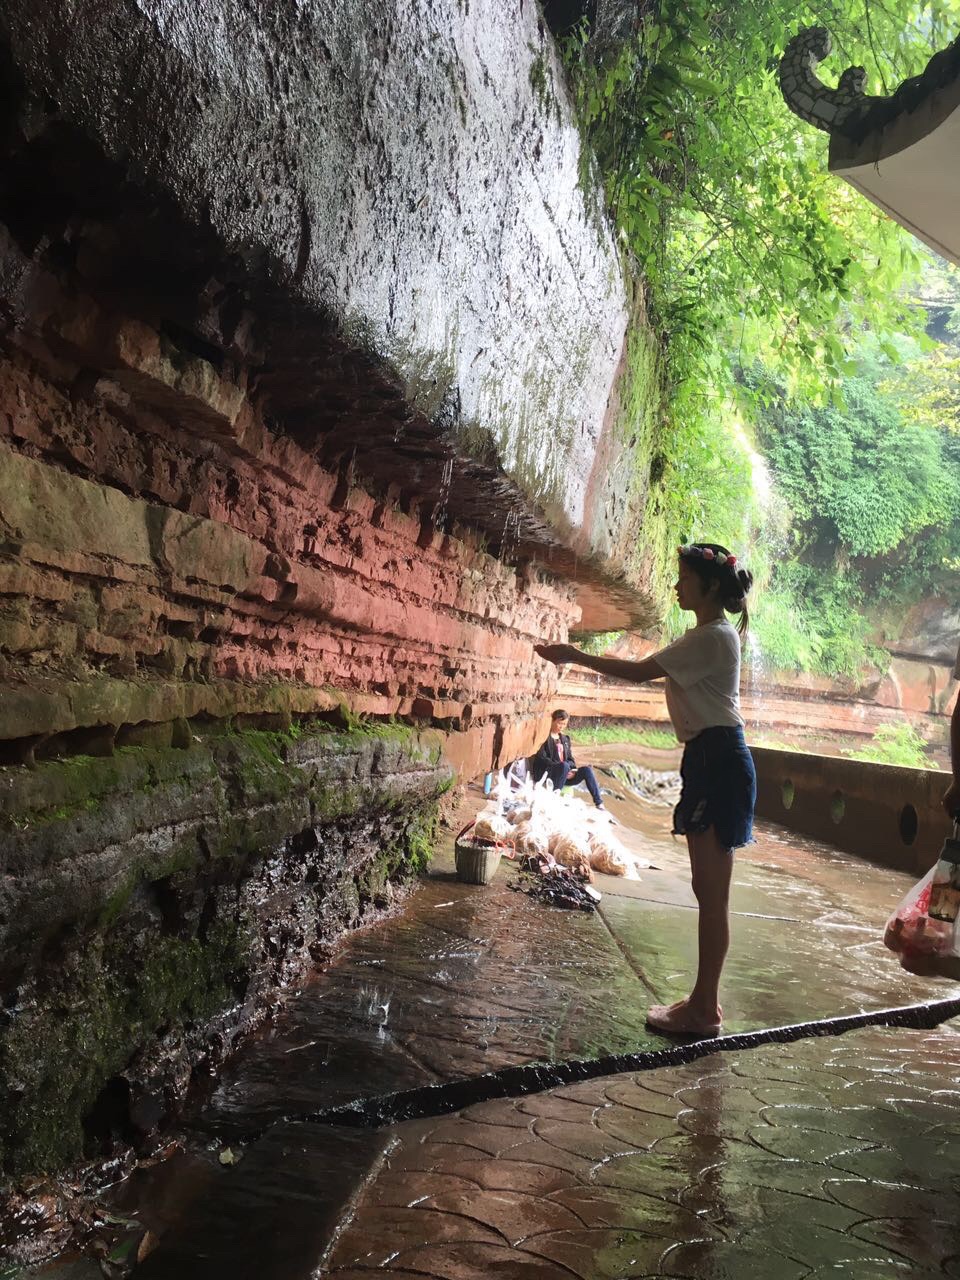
top-left (531, 709), bottom-right (604, 809)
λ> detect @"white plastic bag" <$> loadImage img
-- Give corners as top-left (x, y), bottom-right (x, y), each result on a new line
top-left (473, 813), bottom-right (514, 844)
top-left (549, 831), bottom-right (593, 880)
top-left (883, 866), bottom-right (959, 961)
top-left (588, 835), bottom-right (632, 877)
top-left (511, 820), bottom-right (550, 860)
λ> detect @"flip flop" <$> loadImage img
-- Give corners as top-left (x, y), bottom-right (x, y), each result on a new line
top-left (646, 1003), bottom-right (722, 1038)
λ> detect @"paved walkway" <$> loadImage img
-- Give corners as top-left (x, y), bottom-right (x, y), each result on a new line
top-left (325, 1020), bottom-right (960, 1279)
top-left (189, 745), bottom-right (942, 1148)
top-left (24, 748), bottom-right (960, 1278)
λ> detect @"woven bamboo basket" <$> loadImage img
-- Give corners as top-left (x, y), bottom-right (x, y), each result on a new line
top-left (454, 835), bottom-right (502, 885)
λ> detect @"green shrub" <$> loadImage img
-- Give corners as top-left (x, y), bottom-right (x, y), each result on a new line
top-left (750, 564), bottom-right (888, 680)
top-left (845, 722), bottom-right (937, 769)
top-left (560, 2), bottom-right (960, 673)
top-left (574, 631), bottom-right (625, 656)
top-left (572, 723), bottom-right (677, 749)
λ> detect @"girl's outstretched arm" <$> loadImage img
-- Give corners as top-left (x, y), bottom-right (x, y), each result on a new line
top-left (535, 643), bottom-right (665, 684)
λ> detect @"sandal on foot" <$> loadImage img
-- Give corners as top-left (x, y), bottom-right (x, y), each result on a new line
top-left (646, 1003), bottom-right (722, 1038)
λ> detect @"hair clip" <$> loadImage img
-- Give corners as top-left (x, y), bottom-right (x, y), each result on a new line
top-left (678, 544), bottom-right (738, 568)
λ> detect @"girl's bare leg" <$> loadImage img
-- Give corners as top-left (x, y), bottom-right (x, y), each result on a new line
top-left (647, 827), bottom-right (733, 1034)
top-left (684, 827), bottom-right (733, 1023)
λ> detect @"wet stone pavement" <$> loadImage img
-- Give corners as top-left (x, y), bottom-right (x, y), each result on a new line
top-left (26, 747), bottom-right (960, 1278)
top-left (324, 1022), bottom-right (960, 1279)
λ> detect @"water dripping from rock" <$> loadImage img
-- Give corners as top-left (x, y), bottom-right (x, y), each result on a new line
top-left (746, 630), bottom-right (766, 731)
top-left (500, 508), bottom-right (521, 562)
top-left (434, 457), bottom-right (453, 532)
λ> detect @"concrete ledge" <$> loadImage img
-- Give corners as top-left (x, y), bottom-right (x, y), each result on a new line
top-left (752, 746), bottom-right (951, 874)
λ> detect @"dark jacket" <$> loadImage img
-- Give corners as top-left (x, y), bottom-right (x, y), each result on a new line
top-left (532, 732), bottom-right (575, 780)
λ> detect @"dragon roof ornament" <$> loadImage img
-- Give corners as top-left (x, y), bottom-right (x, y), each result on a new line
top-left (779, 27), bottom-right (874, 132)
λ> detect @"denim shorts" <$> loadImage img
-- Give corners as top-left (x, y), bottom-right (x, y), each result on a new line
top-left (672, 724), bottom-right (757, 851)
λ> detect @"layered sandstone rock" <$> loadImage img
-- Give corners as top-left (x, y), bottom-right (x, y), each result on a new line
top-left (0, 0), bottom-right (659, 627)
top-left (0, 0), bottom-right (667, 773)
top-left (0, 265), bottom-right (580, 1176)
top-left (0, 280), bottom-right (579, 778)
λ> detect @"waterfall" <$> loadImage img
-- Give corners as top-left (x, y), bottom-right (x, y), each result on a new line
top-left (745, 627), bottom-right (766, 731)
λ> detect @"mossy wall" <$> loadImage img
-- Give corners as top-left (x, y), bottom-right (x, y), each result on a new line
top-left (0, 722), bottom-right (451, 1179)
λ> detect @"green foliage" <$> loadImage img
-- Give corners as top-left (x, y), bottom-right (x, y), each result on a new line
top-left (574, 630), bottom-right (625, 655)
top-left (846, 721), bottom-right (937, 768)
top-left (610, 316), bottom-right (674, 593)
top-left (561, 0), bottom-right (947, 401)
top-left (572, 723), bottom-right (677, 749)
top-left (644, 387), bottom-right (764, 601)
top-left (560, 3), bottom-right (960, 671)
top-left (560, 1), bottom-right (960, 619)
top-left (750, 582), bottom-right (824, 675)
top-left (749, 324), bottom-right (960, 673)
top-left (885, 343), bottom-right (960, 430)
top-left (757, 368), bottom-right (958, 557)
top-left (751, 562), bottom-right (887, 678)
top-left (529, 48), bottom-right (560, 121)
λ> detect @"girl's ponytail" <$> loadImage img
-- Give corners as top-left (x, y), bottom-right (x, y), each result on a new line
top-left (724, 567), bottom-right (753, 636)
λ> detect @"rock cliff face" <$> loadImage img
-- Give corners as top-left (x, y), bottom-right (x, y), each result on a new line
top-left (877, 598), bottom-right (959, 716)
top-left (0, 0), bottom-right (663, 1183)
top-left (0, 0), bottom-right (665, 772)
top-left (1, 0), bottom-right (657, 625)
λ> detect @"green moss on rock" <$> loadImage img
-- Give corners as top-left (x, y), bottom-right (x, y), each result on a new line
top-left (403, 808), bottom-right (441, 875)
top-left (0, 720), bottom-right (452, 1180)
top-left (0, 920), bottom-right (248, 1176)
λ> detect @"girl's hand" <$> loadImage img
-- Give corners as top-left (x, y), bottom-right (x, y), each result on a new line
top-left (535, 643), bottom-right (578, 665)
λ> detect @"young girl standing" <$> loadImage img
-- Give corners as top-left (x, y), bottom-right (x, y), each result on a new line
top-left (536, 542), bottom-right (755, 1037)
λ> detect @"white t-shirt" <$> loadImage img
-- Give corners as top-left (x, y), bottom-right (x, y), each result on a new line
top-left (654, 619), bottom-right (743, 743)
